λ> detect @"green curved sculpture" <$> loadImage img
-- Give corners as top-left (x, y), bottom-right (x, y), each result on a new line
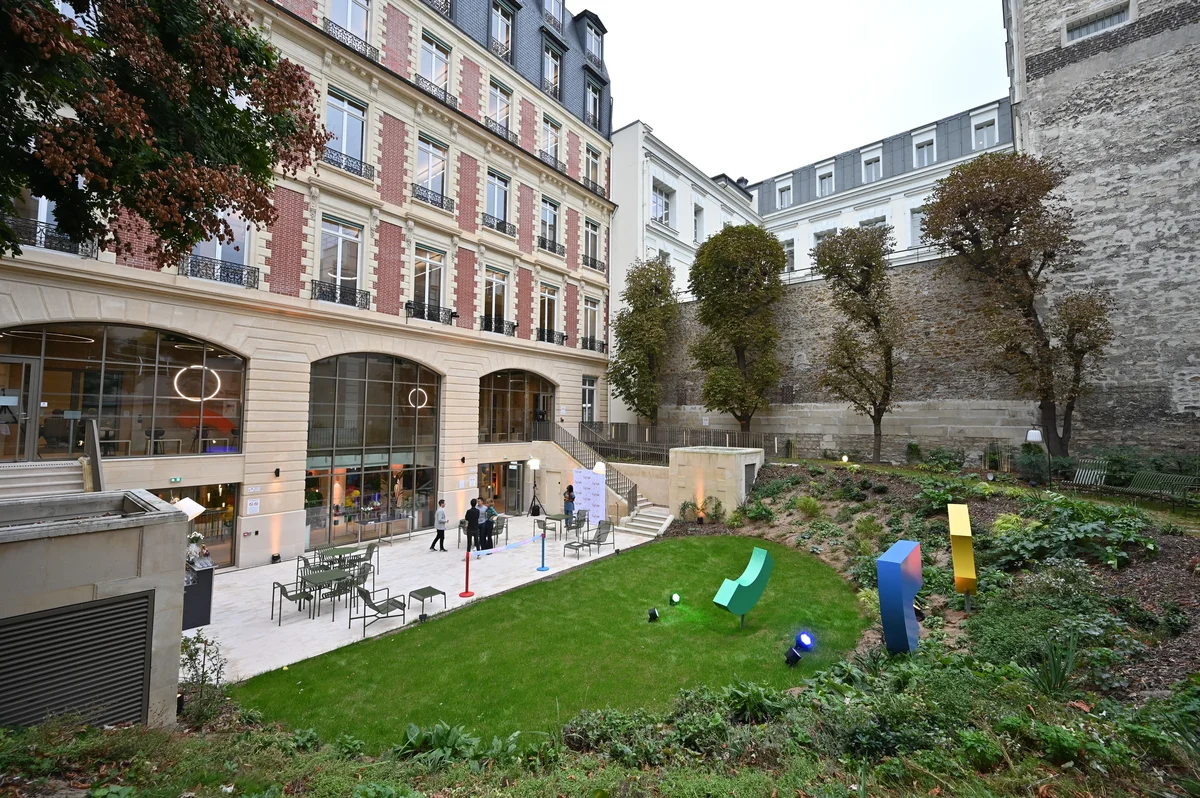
top-left (713, 546), bottom-right (774, 624)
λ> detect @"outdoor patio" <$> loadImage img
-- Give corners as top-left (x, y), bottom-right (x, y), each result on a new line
top-left (198, 515), bottom-right (651, 681)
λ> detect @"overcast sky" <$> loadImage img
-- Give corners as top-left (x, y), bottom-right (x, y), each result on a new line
top-left (600, 0), bottom-right (1011, 183)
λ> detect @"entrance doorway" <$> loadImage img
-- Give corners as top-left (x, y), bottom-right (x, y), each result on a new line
top-left (151, 482), bottom-right (240, 567)
top-left (0, 357), bottom-right (41, 462)
top-left (479, 461), bottom-right (524, 515)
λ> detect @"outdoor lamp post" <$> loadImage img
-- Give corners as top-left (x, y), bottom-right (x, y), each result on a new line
top-left (1026, 429), bottom-right (1051, 486)
top-left (528, 458), bottom-right (541, 515)
top-left (592, 461), bottom-right (606, 475)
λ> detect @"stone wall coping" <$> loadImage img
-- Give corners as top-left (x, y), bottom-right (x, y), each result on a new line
top-left (0, 490), bottom-right (186, 544)
top-left (670, 446), bottom-right (764, 455)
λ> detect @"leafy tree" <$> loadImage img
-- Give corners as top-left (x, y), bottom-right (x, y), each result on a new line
top-left (688, 224), bottom-right (784, 432)
top-left (811, 224), bottom-right (902, 463)
top-left (1, 0), bottom-right (327, 265)
top-left (606, 256), bottom-right (679, 423)
top-left (923, 152), bottom-right (1114, 456)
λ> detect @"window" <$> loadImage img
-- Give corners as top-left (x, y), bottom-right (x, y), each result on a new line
top-left (539, 283), bottom-right (558, 331)
top-left (782, 239), bottom-right (795, 272)
top-left (909, 207), bottom-right (925, 248)
top-left (542, 45), bottom-right (560, 95)
top-left (1067, 3), bottom-right (1129, 41)
top-left (330, 0), bottom-right (369, 40)
top-left (490, 1), bottom-right (512, 57)
top-left (817, 171), bottom-right (833, 197)
top-left (584, 218), bottom-right (600, 263)
top-left (420, 34), bottom-right (450, 90)
top-left (583, 298), bottom-right (600, 340)
top-left (484, 267), bottom-right (507, 320)
top-left (657, 249), bottom-right (669, 263)
top-left (586, 83), bottom-right (602, 127)
top-left (326, 92), bottom-right (367, 160)
top-left (543, 0), bottom-right (562, 24)
top-left (778, 185), bottom-right (792, 208)
top-left (914, 139), bottom-right (935, 167)
top-left (192, 213), bottom-right (250, 265)
top-left (693, 205), bottom-right (704, 242)
top-left (478, 370), bottom-right (555, 443)
top-left (863, 157), bottom-right (881, 183)
top-left (860, 216), bottom-right (886, 229)
top-left (581, 376), bottom-right (596, 423)
top-left (413, 246), bottom-right (444, 307)
top-left (489, 81), bottom-right (512, 129)
top-left (486, 171), bottom-right (509, 222)
top-left (542, 116), bottom-right (561, 159)
top-left (813, 228), bottom-right (836, 247)
top-left (974, 119), bottom-right (997, 150)
top-left (320, 218), bottom-right (362, 292)
top-left (585, 146), bottom-right (601, 185)
top-left (416, 135), bottom-right (448, 195)
top-left (586, 23), bottom-right (603, 61)
top-left (540, 197), bottom-right (558, 242)
top-left (651, 184), bottom-right (671, 226)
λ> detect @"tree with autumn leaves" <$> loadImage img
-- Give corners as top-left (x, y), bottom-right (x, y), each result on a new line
top-left (923, 152), bottom-right (1114, 457)
top-left (1, 0), bottom-right (327, 266)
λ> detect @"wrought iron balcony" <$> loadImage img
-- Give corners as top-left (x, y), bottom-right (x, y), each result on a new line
top-left (538, 149), bottom-right (567, 173)
top-left (537, 236), bottom-right (565, 256)
top-left (585, 111), bottom-right (601, 130)
top-left (537, 327), bottom-right (568, 346)
top-left (580, 336), bottom-right (607, 353)
top-left (586, 49), bottom-right (603, 69)
top-left (485, 117), bottom-right (519, 146)
top-left (405, 300), bottom-right (457, 325)
top-left (582, 177), bottom-right (606, 198)
top-left (416, 75), bottom-right (459, 110)
top-left (321, 147), bottom-right (375, 180)
top-left (489, 38), bottom-right (511, 61)
top-left (421, 0), bottom-right (450, 18)
top-left (5, 215), bottom-right (98, 258)
top-left (541, 78), bottom-right (560, 100)
top-left (582, 255), bottom-right (606, 273)
top-left (543, 10), bottom-right (562, 34)
top-left (412, 183), bottom-right (455, 212)
top-left (482, 213), bottom-right (516, 236)
top-left (313, 279), bottom-right (370, 309)
top-left (480, 315), bottom-right (518, 336)
top-left (322, 18), bottom-right (379, 61)
top-left (180, 255), bottom-right (260, 289)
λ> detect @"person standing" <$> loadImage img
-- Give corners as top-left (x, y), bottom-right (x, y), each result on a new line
top-left (465, 498), bottom-right (481, 552)
top-left (431, 499), bottom-right (448, 552)
top-left (481, 498), bottom-right (498, 549)
top-left (563, 484), bottom-right (576, 517)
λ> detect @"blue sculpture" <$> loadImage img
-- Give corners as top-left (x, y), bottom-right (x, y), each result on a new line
top-left (877, 540), bottom-right (922, 655)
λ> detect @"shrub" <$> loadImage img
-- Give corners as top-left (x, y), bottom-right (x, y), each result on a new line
top-left (352, 785), bottom-right (425, 798)
top-left (702, 496), bottom-right (726, 524)
top-left (852, 515), bottom-right (884, 552)
top-left (790, 495), bottom-right (823, 518)
top-left (992, 492), bottom-right (1156, 569)
top-left (179, 629), bottom-right (228, 728)
top-left (678, 500), bottom-right (700, 523)
top-left (834, 506), bottom-right (856, 524)
top-left (991, 513), bottom-right (1028, 536)
top-left (291, 728), bottom-right (320, 751)
top-left (906, 441), bottom-right (923, 464)
top-left (723, 681), bottom-right (790, 724)
top-left (871, 483), bottom-right (889, 494)
top-left (1027, 634), bottom-right (1079, 697)
top-left (857, 589), bottom-right (880, 617)
top-left (957, 729), bottom-right (1004, 771)
top-left (922, 447), bottom-right (965, 473)
top-left (808, 465), bottom-right (826, 476)
top-left (750, 475), bottom-right (805, 500)
top-left (335, 732), bottom-right (366, 758)
top-left (725, 510), bottom-right (744, 529)
top-left (743, 501), bottom-right (776, 523)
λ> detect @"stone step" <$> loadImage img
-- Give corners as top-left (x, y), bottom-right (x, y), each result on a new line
top-left (0, 461), bottom-right (87, 499)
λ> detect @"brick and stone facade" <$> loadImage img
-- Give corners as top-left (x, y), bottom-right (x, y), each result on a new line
top-left (264, 186), bottom-right (306, 297)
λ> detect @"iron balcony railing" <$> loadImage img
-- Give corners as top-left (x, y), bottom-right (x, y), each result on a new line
top-left (537, 235), bottom-right (565, 255)
top-left (5, 215), bottom-right (98, 258)
top-left (321, 147), bottom-right (375, 180)
top-left (416, 75), bottom-right (459, 110)
top-left (412, 183), bottom-right (455, 212)
top-left (489, 38), bottom-right (511, 61)
top-left (322, 18), bottom-right (379, 61)
top-left (485, 117), bottom-right (519, 146)
top-left (480, 315), bottom-right (517, 336)
top-left (312, 279), bottom-right (370, 309)
top-left (581, 255), bottom-right (605, 273)
top-left (582, 177), bottom-right (606, 198)
top-left (543, 10), bottom-right (562, 34)
top-left (541, 78), bottom-right (560, 100)
top-left (180, 254), bottom-right (260, 289)
top-left (538, 149), bottom-right (567, 173)
top-left (581, 421), bottom-right (797, 459)
top-left (585, 111), bottom-right (601, 130)
top-left (579, 423), bottom-right (670, 467)
top-left (533, 422), bottom-right (639, 513)
top-left (421, 0), bottom-right (450, 17)
top-left (482, 213), bottom-right (516, 236)
top-left (405, 300), bottom-right (457, 325)
top-left (536, 327), bottom-right (568, 346)
top-left (586, 49), bottom-right (603, 69)
top-left (579, 336), bottom-right (607, 353)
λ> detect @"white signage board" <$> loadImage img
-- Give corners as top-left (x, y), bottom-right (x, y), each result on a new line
top-left (572, 467), bottom-right (606, 523)
top-left (246, 498), bottom-right (261, 515)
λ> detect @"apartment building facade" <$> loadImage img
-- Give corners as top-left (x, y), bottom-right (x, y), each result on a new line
top-left (0, 0), bottom-right (616, 567)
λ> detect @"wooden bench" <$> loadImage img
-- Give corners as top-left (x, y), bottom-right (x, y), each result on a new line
top-left (1108, 470), bottom-right (1198, 505)
top-left (1064, 457), bottom-right (1109, 493)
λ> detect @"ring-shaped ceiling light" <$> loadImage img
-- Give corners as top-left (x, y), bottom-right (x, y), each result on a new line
top-left (408, 387), bottom-right (429, 409)
top-left (173, 365), bottom-right (221, 402)
top-left (1, 330), bottom-right (97, 344)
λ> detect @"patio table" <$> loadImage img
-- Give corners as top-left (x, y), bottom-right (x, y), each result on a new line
top-left (545, 513), bottom-right (569, 539)
top-left (408, 585), bottom-right (447, 614)
top-left (301, 567), bottom-right (350, 589)
top-left (319, 546), bottom-right (358, 566)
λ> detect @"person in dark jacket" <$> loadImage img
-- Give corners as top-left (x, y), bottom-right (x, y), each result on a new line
top-left (465, 498), bottom-right (481, 551)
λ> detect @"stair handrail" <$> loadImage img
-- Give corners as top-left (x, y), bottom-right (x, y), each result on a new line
top-left (534, 422), bottom-right (638, 515)
top-left (83, 418), bottom-right (106, 492)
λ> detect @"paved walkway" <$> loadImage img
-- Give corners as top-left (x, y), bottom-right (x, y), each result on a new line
top-left (198, 516), bottom-right (651, 681)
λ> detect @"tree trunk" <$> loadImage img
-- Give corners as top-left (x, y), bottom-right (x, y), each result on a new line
top-left (871, 413), bottom-right (883, 464)
top-left (737, 414), bottom-right (752, 433)
top-left (1038, 400), bottom-right (1068, 458)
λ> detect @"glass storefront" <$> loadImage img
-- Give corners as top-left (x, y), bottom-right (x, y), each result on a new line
top-left (0, 324), bottom-right (246, 461)
top-left (479, 461), bottom-right (524, 515)
top-left (152, 482), bottom-right (240, 567)
top-left (478, 370), bottom-right (555, 443)
top-left (304, 353), bottom-right (440, 548)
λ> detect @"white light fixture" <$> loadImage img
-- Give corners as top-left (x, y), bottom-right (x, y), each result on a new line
top-left (1026, 429), bottom-right (1043, 444)
top-left (841, 455), bottom-right (849, 463)
top-left (408, 387), bottom-right (429, 408)
top-left (173, 365), bottom-right (221, 402)
top-left (528, 458), bottom-right (541, 471)
top-left (174, 497), bottom-right (206, 521)
top-left (593, 461), bottom-right (606, 475)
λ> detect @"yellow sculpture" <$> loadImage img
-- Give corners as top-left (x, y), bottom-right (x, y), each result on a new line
top-left (948, 503), bottom-right (977, 596)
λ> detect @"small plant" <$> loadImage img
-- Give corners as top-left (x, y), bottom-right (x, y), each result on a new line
top-left (791, 495), bottom-right (823, 519)
top-left (1027, 634), bottom-right (1079, 697)
top-left (352, 785), bottom-right (427, 798)
top-left (857, 588), bottom-right (880, 616)
top-left (743, 500), bottom-right (776, 523)
top-left (905, 441), bottom-right (923, 464)
top-left (723, 681), bottom-right (789, 724)
top-left (834, 506), bottom-right (856, 524)
top-left (871, 483), bottom-right (889, 494)
top-left (678, 500), bottom-right (700, 523)
top-left (291, 727), bottom-right (320, 751)
top-left (808, 465), bottom-right (826, 476)
top-left (89, 787), bottom-right (137, 798)
top-left (179, 629), bottom-right (228, 728)
top-left (725, 510), bottom-right (744, 529)
top-left (921, 447), bottom-right (966, 473)
top-left (335, 732), bottom-right (366, 758)
top-left (702, 496), bottom-right (725, 524)
top-left (957, 729), bottom-right (1004, 771)
top-left (237, 707), bottom-right (264, 726)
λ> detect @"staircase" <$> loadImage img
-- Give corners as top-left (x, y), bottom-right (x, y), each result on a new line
top-left (0, 459), bottom-right (91, 500)
top-left (617, 501), bottom-right (672, 539)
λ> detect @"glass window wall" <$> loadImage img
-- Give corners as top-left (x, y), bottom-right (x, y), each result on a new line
top-left (478, 370), bottom-right (555, 443)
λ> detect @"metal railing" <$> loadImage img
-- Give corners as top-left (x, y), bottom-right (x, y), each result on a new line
top-left (485, 117), bottom-right (519, 146)
top-left (581, 255), bottom-right (605, 273)
top-left (480, 315), bottom-right (517, 336)
top-left (541, 78), bottom-right (560, 100)
top-left (422, 0), bottom-right (451, 17)
top-left (581, 421), bottom-right (797, 460)
top-left (538, 149), bottom-right (567, 173)
top-left (482, 213), bottom-right (516, 236)
top-left (312, 279), bottom-right (370, 309)
top-left (537, 235), bottom-right (565, 255)
top-left (533, 422), bottom-right (639, 513)
top-left (579, 336), bottom-right (606, 353)
top-left (585, 111), bottom-right (601, 130)
top-left (416, 74), bottom-right (459, 110)
top-left (580, 425), bottom-right (671, 467)
top-left (582, 177), bottom-right (606, 198)
top-left (543, 10), bottom-right (562, 34)
top-left (585, 50), bottom-right (603, 69)
top-left (321, 147), bottom-right (375, 180)
top-left (179, 254), bottom-right (260, 289)
top-left (5, 215), bottom-right (98, 258)
top-left (536, 327), bottom-right (568, 346)
top-left (322, 18), bottom-right (379, 61)
top-left (488, 38), bottom-right (510, 61)
top-left (412, 183), bottom-right (455, 212)
top-left (405, 300), bottom-right (457, 325)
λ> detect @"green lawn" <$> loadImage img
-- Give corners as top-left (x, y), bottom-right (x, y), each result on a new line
top-left (231, 536), bottom-right (866, 749)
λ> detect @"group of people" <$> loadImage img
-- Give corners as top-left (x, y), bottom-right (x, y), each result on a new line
top-left (428, 485), bottom-right (578, 553)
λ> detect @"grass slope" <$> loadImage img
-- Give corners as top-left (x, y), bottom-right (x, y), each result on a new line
top-left (232, 536), bottom-right (865, 749)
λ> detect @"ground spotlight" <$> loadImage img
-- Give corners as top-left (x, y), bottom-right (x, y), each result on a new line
top-left (785, 646), bottom-right (804, 667)
top-left (795, 631), bottom-right (815, 651)
top-left (648, 608), bottom-right (660, 622)
top-left (670, 593), bottom-right (680, 605)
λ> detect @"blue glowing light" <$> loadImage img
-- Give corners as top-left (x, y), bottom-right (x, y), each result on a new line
top-left (796, 632), bottom-right (814, 650)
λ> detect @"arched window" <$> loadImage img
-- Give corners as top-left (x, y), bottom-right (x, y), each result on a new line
top-left (478, 370), bottom-right (555, 443)
top-left (305, 353), bottom-right (440, 548)
top-left (0, 324), bottom-right (245, 461)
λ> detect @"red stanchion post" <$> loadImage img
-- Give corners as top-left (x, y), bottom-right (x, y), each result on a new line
top-left (459, 550), bottom-right (475, 598)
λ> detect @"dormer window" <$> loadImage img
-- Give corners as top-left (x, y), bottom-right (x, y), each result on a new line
top-left (586, 23), bottom-right (603, 62)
